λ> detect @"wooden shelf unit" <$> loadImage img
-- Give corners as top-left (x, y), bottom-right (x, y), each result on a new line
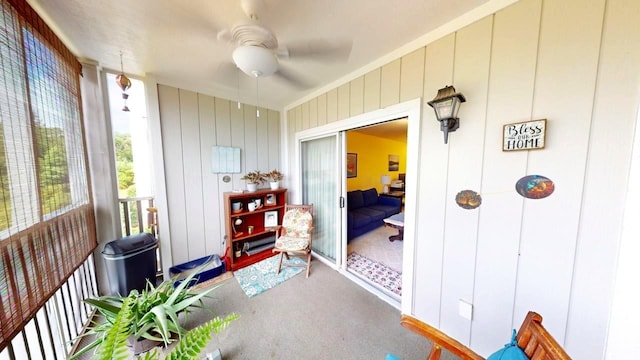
top-left (223, 188), bottom-right (287, 271)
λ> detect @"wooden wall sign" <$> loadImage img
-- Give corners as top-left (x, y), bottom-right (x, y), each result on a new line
top-left (503, 119), bottom-right (546, 151)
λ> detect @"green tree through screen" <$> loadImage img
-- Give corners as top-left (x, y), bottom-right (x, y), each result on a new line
top-left (0, 125), bottom-right (10, 230)
top-left (115, 133), bottom-right (135, 196)
top-left (36, 125), bottom-right (71, 214)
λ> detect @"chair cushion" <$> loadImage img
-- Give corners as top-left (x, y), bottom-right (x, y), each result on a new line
top-left (362, 188), bottom-right (379, 206)
top-left (487, 330), bottom-right (529, 360)
top-left (275, 235), bottom-right (309, 251)
top-left (282, 207), bottom-right (313, 238)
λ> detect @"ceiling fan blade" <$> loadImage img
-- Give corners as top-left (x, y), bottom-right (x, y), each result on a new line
top-left (273, 64), bottom-right (314, 90)
top-left (213, 62), bottom-right (242, 87)
top-left (281, 39), bottom-right (352, 62)
top-left (217, 28), bottom-right (232, 43)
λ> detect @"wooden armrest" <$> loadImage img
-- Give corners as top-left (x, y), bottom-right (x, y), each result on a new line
top-left (400, 315), bottom-right (484, 360)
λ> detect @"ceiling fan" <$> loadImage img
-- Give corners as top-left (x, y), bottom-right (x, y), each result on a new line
top-left (216, 0), bottom-right (351, 89)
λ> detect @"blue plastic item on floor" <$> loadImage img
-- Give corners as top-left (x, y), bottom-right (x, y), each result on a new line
top-left (170, 254), bottom-right (225, 288)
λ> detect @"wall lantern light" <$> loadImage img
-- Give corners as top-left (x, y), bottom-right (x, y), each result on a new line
top-left (427, 85), bottom-right (466, 144)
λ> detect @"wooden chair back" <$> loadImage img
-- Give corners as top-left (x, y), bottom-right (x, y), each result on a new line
top-left (516, 312), bottom-right (571, 360)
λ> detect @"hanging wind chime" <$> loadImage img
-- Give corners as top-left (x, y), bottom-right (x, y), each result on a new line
top-left (115, 52), bottom-right (132, 112)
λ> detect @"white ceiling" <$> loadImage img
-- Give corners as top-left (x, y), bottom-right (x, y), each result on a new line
top-left (29, 0), bottom-right (492, 110)
top-left (352, 118), bottom-right (408, 143)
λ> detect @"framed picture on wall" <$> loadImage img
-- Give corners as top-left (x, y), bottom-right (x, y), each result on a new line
top-left (388, 154), bottom-right (399, 171)
top-left (347, 153), bottom-right (357, 178)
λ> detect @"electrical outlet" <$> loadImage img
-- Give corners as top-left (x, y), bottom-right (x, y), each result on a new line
top-left (459, 299), bottom-right (473, 320)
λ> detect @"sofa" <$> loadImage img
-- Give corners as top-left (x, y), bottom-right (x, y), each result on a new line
top-left (347, 188), bottom-right (402, 241)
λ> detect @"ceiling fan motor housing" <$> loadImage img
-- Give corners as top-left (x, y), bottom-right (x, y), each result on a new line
top-left (233, 45), bottom-right (278, 77)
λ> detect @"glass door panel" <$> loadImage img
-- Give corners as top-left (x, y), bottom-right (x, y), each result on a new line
top-left (301, 135), bottom-right (339, 263)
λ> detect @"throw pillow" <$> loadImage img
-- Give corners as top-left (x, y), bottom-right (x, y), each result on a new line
top-left (487, 329), bottom-right (529, 360)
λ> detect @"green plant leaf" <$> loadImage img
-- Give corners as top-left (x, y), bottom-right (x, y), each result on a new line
top-left (84, 298), bottom-right (122, 318)
top-left (67, 338), bottom-right (102, 360)
top-left (149, 305), bottom-right (172, 345)
top-left (95, 296), bottom-right (134, 360)
top-left (138, 349), bottom-right (159, 360)
top-left (164, 314), bottom-right (238, 360)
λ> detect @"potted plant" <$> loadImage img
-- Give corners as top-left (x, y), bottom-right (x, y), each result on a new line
top-left (266, 169), bottom-right (284, 190)
top-left (77, 294), bottom-right (237, 360)
top-left (241, 170), bottom-right (265, 192)
top-left (70, 267), bottom-right (237, 359)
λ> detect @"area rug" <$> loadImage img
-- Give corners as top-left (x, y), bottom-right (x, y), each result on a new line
top-left (347, 252), bottom-right (402, 297)
top-left (234, 255), bottom-right (306, 298)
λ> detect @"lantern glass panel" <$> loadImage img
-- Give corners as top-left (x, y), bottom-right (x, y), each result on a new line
top-left (451, 97), bottom-right (462, 118)
top-left (434, 99), bottom-right (454, 120)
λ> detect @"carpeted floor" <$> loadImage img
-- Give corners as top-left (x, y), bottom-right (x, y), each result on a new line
top-left (180, 259), bottom-right (459, 360)
top-left (347, 225), bottom-right (403, 272)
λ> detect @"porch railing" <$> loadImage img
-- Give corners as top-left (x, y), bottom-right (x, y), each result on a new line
top-left (0, 255), bottom-right (98, 360)
top-left (0, 199), bottom-right (162, 359)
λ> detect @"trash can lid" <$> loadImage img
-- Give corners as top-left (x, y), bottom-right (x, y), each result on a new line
top-left (102, 233), bottom-right (158, 256)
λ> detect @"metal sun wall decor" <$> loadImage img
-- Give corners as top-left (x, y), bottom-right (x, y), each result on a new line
top-left (115, 52), bottom-right (132, 112)
top-left (455, 190), bottom-right (482, 209)
top-left (515, 175), bottom-right (555, 199)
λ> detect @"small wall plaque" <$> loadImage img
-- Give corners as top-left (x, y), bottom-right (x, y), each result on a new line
top-left (503, 119), bottom-right (546, 151)
top-left (211, 146), bottom-right (241, 173)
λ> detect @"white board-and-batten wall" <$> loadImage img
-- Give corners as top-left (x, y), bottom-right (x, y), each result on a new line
top-left (284, 0), bottom-right (640, 358)
top-left (156, 85), bottom-right (281, 270)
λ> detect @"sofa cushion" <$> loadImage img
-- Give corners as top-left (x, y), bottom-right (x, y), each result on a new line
top-left (369, 204), bottom-right (400, 217)
top-left (350, 211), bottom-right (371, 229)
top-left (352, 207), bottom-right (386, 222)
top-left (362, 188), bottom-right (379, 207)
top-left (347, 190), bottom-right (364, 210)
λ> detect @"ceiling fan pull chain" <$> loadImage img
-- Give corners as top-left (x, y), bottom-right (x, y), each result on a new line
top-left (236, 69), bottom-right (241, 110)
top-left (255, 75), bottom-right (260, 118)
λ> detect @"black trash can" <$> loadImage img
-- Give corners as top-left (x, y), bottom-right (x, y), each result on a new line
top-left (102, 233), bottom-right (158, 296)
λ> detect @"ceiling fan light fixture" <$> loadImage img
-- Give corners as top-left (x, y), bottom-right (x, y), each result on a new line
top-left (233, 45), bottom-right (277, 78)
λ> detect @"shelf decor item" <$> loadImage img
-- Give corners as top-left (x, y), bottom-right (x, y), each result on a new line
top-left (241, 170), bottom-right (266, 192)
top-left (264, 210), bottom-right (278, 227)
top-left (265, 193), bottom-right (276, 206)
top-left (267, 169), bottom-right (284, 189)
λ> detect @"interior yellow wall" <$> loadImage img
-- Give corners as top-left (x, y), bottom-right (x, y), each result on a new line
top-left (346, 131), bottom-right (406, 192)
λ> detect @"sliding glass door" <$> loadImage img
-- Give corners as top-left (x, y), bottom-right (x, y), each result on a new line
top-left (301, 134), bottom-right (341, 264)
